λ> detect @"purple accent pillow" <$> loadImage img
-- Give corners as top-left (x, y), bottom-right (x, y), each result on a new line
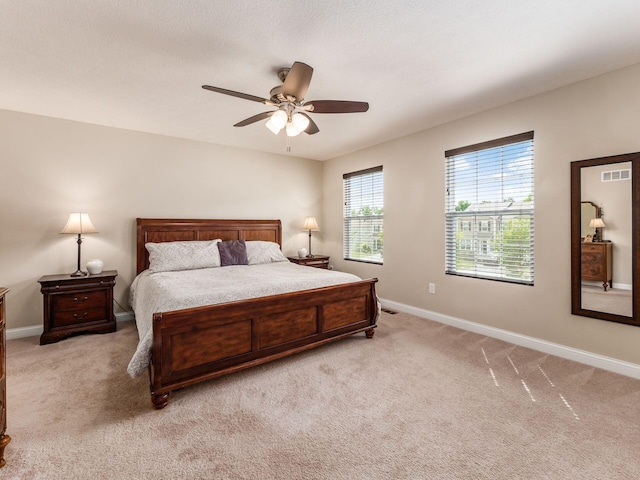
top-left (217, 239), bottom-right (248, 266)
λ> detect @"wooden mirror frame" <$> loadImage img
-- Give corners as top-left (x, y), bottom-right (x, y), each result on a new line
top-left (571, 151), bottom-right (640, 326)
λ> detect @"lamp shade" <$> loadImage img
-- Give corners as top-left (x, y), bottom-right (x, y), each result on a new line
top-left (286, 122), bottom-right (303, 137)
top-left (265, 118), bottom-right (283, 135)
top-left (271, 110), bottom-right (288, 129)
top-left (290, 112), bottom-right (310, 135)
top-left (589, 218), bottom-right (606, 229)
top-left (302, 216), bottom-right (320, 231)
top-left (60, 213), bottom-right (98, 235)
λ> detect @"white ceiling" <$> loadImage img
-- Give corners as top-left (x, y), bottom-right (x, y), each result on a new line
top-left (3, 0), bottom-right (640, 161)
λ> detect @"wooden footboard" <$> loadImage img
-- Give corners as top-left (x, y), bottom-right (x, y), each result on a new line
top-left (149, 278), bottom-right (378, 409)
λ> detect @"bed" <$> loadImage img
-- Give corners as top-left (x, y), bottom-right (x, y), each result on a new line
top-left (131, 218), bottom-right (379, 409)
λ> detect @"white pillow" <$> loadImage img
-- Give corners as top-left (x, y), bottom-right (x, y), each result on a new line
top-left (146, 240), bottom-right (221, 272)
top-left (246, 241), bottom-right (288, 265)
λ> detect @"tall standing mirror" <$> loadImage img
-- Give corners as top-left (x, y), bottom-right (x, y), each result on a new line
top-left (571, 152), bottom-right (640, 326)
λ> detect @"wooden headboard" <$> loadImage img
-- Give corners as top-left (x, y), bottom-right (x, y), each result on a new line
top-left (136, 218), bottom-right (282, 274)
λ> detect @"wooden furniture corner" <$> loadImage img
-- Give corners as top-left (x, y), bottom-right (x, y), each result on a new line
top-left (0, 287), bottom-right (10, 468)
top-left (287, 255), bottom-right (330, 269)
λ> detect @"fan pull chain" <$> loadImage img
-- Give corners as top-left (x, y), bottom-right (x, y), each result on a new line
top-left (286, 135), bottom-right (291, 152)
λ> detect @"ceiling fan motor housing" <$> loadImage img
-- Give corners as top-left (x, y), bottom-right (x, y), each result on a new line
top-left (277, 67), bottom-right (290, 83)
top-left (270, 85), bottom-right (284, 103)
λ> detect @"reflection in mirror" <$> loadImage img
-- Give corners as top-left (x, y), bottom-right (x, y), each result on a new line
top-left (580, 201), bottom-right (599, 239)
top-left (571, 153), bottom-right (639, 327)
top-left (581, 164), bottom-right (631, 316)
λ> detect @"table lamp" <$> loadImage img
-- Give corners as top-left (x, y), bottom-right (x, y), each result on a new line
top-left (60, 213), bottom-right (98, 277)
top-left (302, 216), bottom-right (320, 258)
top-left (589, 217), bottom-right (606, 242)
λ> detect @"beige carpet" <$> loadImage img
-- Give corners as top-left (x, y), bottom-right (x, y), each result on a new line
top-left (582, 285), bottom-right (633, 317)
top-left (3, 312), bottom-right (640, 479)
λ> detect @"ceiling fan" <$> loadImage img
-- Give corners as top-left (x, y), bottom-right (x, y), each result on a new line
top-left (202, 61), bottom-right (369, 139)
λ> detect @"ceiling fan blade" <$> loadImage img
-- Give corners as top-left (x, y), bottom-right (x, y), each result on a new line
top-left (233, 111), bottom-right (274, 127)
top-left (202, 85), bottom-right (269, 104)
top-left (300, 113), bottom-right (319, 135)
top-left (282, 62), bottom-right (313, 101)
top-left (305, 100), bottom-right (369, 114)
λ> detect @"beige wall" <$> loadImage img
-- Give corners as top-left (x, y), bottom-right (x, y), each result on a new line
top-left (0, 110), bottom-right (322, 329)
top-left (323, 62), bottom-right (640, 364)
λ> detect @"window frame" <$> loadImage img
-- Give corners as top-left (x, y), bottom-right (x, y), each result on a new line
top-left (445, 132), bottom-right (534, 285)
top-left (343, 166), bottom-right (384, 265)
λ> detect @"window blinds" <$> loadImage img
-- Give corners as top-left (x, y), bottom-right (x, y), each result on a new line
top-left (445, 132), bottom-right (534, 285)
top-left (343, 166), bottom-right (384, 264)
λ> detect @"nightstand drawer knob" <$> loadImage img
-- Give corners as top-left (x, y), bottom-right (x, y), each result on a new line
top-left (73, 312), bottom-right (89, 320)
top-left (74, 296), bottom-right (89, 303)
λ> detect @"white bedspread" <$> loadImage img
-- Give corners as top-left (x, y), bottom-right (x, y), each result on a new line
top-left (127, 262), bottom-right (363, 377)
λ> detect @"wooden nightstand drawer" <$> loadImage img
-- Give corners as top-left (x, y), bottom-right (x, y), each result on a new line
top-left (582, 263), bottom-right (602, 277)
top-left (52, 290), bottom-right (107, 312)
top-left (582, 244), bottom-right (602, 253)
top-left (38, 270), bottom-right (118, 345)
top-left (51, 306), bottom-right (110, 328)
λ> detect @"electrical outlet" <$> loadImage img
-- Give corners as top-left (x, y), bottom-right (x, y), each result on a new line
top-left (428, 283), bottom-right (436, 294)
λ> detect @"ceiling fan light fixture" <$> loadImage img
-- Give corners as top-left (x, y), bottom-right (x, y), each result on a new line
top-left (291, 112), bottom-right (310, 132)
top-left (265, 118), bottom-right (283, 135)
top-left (271, 110), bottom-right (288, 129)
top-left (286, 122), bottom-right (302, 137)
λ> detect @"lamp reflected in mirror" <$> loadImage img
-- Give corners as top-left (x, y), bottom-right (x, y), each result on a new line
top-left (588, 217), bottom-right (606, 242)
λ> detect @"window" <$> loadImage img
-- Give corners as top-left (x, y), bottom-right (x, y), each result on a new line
top-left (445, 132), bottom-right (534, 285)
top-left (344, 166), bottom-right (384, 264)
top-left (459, 238), bottom-right (473, 250)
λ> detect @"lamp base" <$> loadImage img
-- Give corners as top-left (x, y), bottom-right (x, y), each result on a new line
top-left (594, 228), bottom-right (602, 242)
top-left (70, 270), bottom-right (88, 277)
top-left (306, 254), bottom-right (315, 258)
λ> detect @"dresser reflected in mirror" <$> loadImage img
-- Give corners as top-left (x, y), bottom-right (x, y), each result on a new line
top-left (571, 153), bottom-right (639, 326)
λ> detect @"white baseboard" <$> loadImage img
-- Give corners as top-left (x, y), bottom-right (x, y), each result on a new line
top-left (7, 311), bottom-right (134, 341)
top-left (115, 311), bottom-right (135, 322)
top-left (379, 297), bottom-right (640, 380)
top-left (583, 280), bottom-right (632, 290)
top-left (11, 303), bottom-right (640, 380)
top-left (6, 325), bottom-right (42, 341)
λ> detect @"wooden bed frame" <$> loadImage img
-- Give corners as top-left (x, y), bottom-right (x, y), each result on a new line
top-left (136, 218), bottom-right (379, 409)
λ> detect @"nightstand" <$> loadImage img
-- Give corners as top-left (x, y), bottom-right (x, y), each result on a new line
top-left (287, 255), bottom-right (330, 269)
top-left (38, 270), bottom-right (117, 345)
